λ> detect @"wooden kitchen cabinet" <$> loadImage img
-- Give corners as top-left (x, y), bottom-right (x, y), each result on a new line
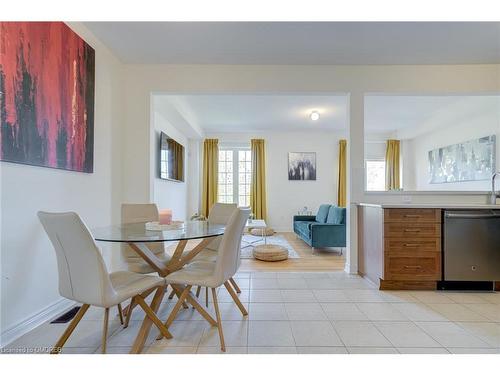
top-left (358, 205), bottom-right (442, 290)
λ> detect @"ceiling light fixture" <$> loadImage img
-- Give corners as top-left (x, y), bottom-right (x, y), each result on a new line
top-left (310, 111), bottom-right (320, 121)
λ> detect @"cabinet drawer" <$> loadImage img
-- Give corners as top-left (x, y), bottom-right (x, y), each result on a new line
top-left (385, 238), bottom-right (441, 253)
top-left (384, 209), bottom-right (441, 223)
top-left (384, 223), bottom-right (441, 238)
top-left (384, 252), bottom-right (441, 281)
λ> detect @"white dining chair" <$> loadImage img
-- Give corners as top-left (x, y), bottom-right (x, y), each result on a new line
top-left (38, 211), bottom-right (172, 354)
top-left (161, 208), bottom-right (250, 352)
top-left (192, 203), bottom-right (244, 305)
top-left (121, 203), bottom-right (172, 274)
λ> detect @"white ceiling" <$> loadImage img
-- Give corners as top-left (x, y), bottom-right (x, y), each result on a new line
top-left (84, 22), bottom-right (500, 65)
top-left (365, 95), bottom-right (500, 137)
top-left (158, 95), bottom-right (348, 133)
top-left (157, 94), bottom-right (500, 136)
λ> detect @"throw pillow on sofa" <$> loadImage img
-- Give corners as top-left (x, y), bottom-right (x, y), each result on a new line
top-left (326, 206), bottom-right (346, 225)
top-left (315, 204), bottom-right (331, 223)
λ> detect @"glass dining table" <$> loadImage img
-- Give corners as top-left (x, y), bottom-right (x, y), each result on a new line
top-left (92, 221), bottom-right (225, 353)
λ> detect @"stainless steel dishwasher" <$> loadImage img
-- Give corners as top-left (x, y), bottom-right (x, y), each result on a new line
top-left (443, 210), bottom-right (500, 281)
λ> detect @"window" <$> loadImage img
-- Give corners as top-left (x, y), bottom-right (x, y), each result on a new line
top-left (218, 150), bottom-right (234, 204)
top-left (365, 159), bottom-right (386, 191)
top-left (218, 149), bottom-right (252, 206)
top-left (238, 150), bottom-right (252, 206)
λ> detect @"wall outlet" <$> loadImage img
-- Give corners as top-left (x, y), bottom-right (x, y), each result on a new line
top-left (402, 195), bottom-right (412, 204)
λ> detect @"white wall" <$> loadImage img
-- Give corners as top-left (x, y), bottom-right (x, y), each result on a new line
top-left (205, 131), bottom-right (345, 231)
top-left (0, 23), bottom-right (123, 346)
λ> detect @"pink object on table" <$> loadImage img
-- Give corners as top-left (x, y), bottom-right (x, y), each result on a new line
top-left (159, 209), bottom-right (172, 225)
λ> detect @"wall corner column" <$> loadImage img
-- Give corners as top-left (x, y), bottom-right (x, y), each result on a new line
top-left (345, 91), bottom-right (364, 274)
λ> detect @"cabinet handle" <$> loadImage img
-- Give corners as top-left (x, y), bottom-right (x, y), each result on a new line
top-left (404, 265), bottom-right (422, 269)
top-left (404, 215), bottom-right (421, 218)
top-left (404, 229), bottom-right (421, 232)
top-left (404, 243), bottom-right (420, 247)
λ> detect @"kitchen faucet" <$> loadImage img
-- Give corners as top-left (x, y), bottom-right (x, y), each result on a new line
top-left (490, 171), bottom-right (500, 205)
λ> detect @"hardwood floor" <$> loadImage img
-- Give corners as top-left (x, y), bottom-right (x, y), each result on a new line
top-left (167, 232), bottom-right (346, 272)
top-left (240, 232), bottom-right (346, 272)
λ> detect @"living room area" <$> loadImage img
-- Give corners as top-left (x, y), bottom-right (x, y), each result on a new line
top-left (152, 94), bottom-right (349, 272)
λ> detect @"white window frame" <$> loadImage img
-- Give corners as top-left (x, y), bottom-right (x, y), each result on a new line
top-left (218, 147), bottom-right (252, 207)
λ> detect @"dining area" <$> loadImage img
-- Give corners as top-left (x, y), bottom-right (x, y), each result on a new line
top-left (37, 203), bottom-right (249, 354)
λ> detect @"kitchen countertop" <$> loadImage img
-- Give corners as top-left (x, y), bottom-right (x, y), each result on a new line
top-left (357, 203), bottom-right (500, 209)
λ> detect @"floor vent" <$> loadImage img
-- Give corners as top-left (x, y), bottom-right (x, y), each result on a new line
top-left (50, 306), bottom-right (81, 324)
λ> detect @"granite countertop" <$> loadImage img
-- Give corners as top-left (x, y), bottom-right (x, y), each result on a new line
top-left (357, 203), bottom-right (500, 209)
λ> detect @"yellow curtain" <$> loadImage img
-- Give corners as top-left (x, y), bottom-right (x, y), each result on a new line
top-left (385, 139), bottom-right (401, 190)
top-left (201, 139), bottom-right (219, 217)
top-left (250, 139), bottom-right (267, 220)
top-left (337, 139), bottom-right (347, 207)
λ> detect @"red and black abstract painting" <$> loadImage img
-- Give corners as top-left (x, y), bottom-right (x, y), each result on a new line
top-left (0, 22), bottom-right (95, 172)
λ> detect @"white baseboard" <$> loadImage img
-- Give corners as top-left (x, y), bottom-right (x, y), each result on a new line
top-left (344, 262), bottom-right (351, 274)
top-left (0, 298), bottom-right (76, 348)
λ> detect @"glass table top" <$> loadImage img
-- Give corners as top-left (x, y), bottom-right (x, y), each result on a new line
top-left (92, 221), bottom-right (225, 243)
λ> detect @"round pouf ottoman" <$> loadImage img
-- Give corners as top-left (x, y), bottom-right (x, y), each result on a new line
top-left (253, 244), bottom-right (289, 262)
top-left (250, 227), bottom-right (275, 236)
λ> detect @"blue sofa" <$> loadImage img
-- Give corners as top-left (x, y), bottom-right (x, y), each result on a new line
top-left (293, 204), bottom-right (346, 251)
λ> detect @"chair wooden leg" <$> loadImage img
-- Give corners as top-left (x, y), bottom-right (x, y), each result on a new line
top-left (229, 277), bottom-right (241, 293)
top-left (171, 287), bottom-right (189, 309)
top-left (169, 284), bottom-right (217, 326)
top-left (50, 304), bottom-right (90, 354)
top-left (124, 297), bottom-right (136, 328)
top-left (163, 285), bottom-right (192, 330)
top-left (155, 285), bottom-right (190, 340)
top-left (168, 289), bottom-right (176, 299)
top-left (117, 304), bottom-right (124, 325)
top-left (223, 281), bottom-right (248, 316)
top-left (102, 308), bottom-right (109, 354)
top-left (211, 288), bottom-right (225, 352)
top-left (193, 286), bottom-right (202, 309)
top-left (135, 292), bottom-right (172, 339)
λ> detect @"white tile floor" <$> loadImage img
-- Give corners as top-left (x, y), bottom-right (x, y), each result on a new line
top-left (4, 271), bottom-right (500, 354)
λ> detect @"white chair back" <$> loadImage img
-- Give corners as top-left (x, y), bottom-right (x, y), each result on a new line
top-left (208, 203), bottom-right (238, 224)
top-left (207, 203), bottom-right (237, 250)
top-left (37, 211), bottom-right (116, 306)
top-left (121, 204), bottom-right (164, 262)
top-left (213, 208), bottom-right (250, 285)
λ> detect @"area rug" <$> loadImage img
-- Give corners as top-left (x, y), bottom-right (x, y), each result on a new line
top-left (240, 234), bottom-right (300, 259)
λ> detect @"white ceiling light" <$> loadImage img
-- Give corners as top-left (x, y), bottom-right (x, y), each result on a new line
top-left (310, 111), bottom-right (320, 121)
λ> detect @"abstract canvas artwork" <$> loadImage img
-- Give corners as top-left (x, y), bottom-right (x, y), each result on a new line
top-left (428, 135), bottom-right (496, 184)
top-left (0, 22), bottom-right (95, 172)
top-left (288, 152), bottom-right (316, 180)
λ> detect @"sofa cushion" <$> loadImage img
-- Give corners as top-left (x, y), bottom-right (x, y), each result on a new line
top-left (315, 204), bottom-right (331, 223)
top-left (326, 206), bottom-right (346, 225)
top-left (294, 221), bottom-right (312, 237)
